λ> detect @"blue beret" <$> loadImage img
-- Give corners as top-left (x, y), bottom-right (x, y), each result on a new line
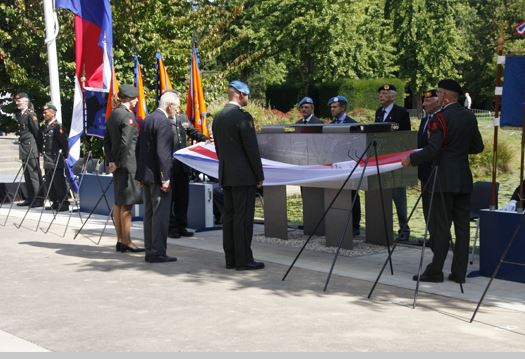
top-left (228, 80), bottom-right (250, 95)
top-left (327, 95), bottom-right (348, 106)
top-left (118, 84), bottom-right (139, 98)
top-left (378, 84), bottom-right (397, 92)
top-left (298, 96), bottom-right (314, 106)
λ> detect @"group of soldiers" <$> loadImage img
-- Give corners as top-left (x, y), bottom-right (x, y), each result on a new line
top-left (14, 92), bottom-right (69, 212)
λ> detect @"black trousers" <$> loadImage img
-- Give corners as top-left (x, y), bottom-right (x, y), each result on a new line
top-left (352, 190), bottom-right (361, 230)
top-left (143, 183), bottom-right (172, 257)
top-left (23, 154), bottom-right (43, 201)
top-left (45, 168), bottom-right (68, 205)
top-left (427, 192), bottom-right (471, 280)
top-left (169, 169), bottom-right (190, 231)
top-left (222, 185), bottom-right (256, 267)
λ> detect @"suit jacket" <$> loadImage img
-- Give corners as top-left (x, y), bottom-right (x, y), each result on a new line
top-left (295, 115), bottom-right (323, 124)
top-left (416, 113), bottom-right (433, 183)
top-left (212, 103), bottom-right (264, 187)
top-left (135, 109), bottom-right (174, 185)
top-left (104, 105), bottom-right (138, 173)
top-left (42, 121), bottom-right (69, 169)
top-left (330, 114), bottom-right (357, 124)
top-left (410, 102), bottom-right (484, 193)
top-left (375, 104), bottom-right (411, 131)
top-left (171, 113), bottom-right (208, 175)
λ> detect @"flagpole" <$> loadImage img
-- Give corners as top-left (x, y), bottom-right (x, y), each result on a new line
top-left (43, 0), bottom-right (63, 123)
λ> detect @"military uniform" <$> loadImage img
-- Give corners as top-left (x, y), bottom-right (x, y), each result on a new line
top-left (16, 107), bottom-right (43, 204)
top-left (103, 105), bottom-right (142, 205)
top-left (169, 113), bottom-right (208, 236)
top-left (410, 101), bottom-right (484, 282)
top-left (42, 120), bottom-right (69, 209)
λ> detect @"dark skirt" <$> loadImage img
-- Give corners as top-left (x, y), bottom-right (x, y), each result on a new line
top-left (113, 169), bottom-right (143, 205)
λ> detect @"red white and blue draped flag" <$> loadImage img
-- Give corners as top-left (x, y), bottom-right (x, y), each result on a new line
top-left (515, 21), bottom-right (525, 36)
top-left (175, 143), bottom-right (417, 186)
top-left (56, 0), bottom-right (113, 191)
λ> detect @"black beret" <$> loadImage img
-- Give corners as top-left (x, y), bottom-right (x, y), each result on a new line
top-left (118, 84), bottom-right (139, 98)
top-left (15, 92), bottom-right (29, 100)
top-left (422, 89), bottom-right (438, 99)
top-left (378, 84), bottom-right (396, 92)
top-left (43, 103), bottom-right (58, 112)
top-left (437, 79), bottom-right (462, 95)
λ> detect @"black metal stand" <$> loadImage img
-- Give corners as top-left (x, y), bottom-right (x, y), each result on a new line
top-left (470, 210), bottom-right (525, 323)
top-left (282, 141), bottom-right (379, 283)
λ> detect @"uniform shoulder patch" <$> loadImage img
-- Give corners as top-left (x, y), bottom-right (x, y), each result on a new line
top-left (428, 120), bottom-right (440, 132)
top-left (31, 115), bottom-right (38, 122)
top-left (128, 118), bottom-right (134, 126)
top-left (59, 127), bottom-right (65, 134)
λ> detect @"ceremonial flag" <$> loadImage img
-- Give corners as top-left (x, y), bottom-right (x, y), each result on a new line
top-left (134, 55), bottom-right (148, 126)
top-left (175, 143), bottom-right (417, 186)
top-left (500, 56), bottom-right (525, 128)
top-left (515, 21), bottom-right (525, 36)
top-left (185, 45), bottom-right (209, 136)
top-left (105, 66), bottom-right (119, 121)
top-left (156, 51), bottom-right (172, 103)
top-left (56, 0), bottom-right (114, 192)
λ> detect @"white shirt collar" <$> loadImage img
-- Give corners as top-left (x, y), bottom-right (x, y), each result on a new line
top-left (303, 114), bottom-right (313, 123)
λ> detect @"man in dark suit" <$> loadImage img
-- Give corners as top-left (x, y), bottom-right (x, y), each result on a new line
top-left (402, 79), bottom-right (484, 283)
top-left (295, 97), bottom-right (323, 124)
top-left (376, 84), bottom-right (411, 241)
top-left (135, 92), bottom-right (176, 263)
top-left (327, 95), bottom-right (361, 236)
top-left (212, 80), bottom-right (265, 271)
top-left (41, 104), bottom-right (69, 212)
top-left (168, 103), bottom-right (209, 239)
top-left (14, 92), bottom-right (44, 207)
top-left (328, 95), bottom-right (357, 124)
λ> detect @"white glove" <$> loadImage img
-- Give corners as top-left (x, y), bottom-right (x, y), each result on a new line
top-left (502, 200), bottom-right (517, 212)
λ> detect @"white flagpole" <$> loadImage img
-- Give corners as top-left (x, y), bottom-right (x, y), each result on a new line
top-left (43, 0), bottom-right (62, 123)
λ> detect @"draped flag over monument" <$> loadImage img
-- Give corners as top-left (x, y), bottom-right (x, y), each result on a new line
top-left (175, 143), bottom-right (417, 186)
top-left (56, 0), bottom-right (114, 192)
top-left (185, 45), bottom-right (209, 136)
top-left (156, 51), bottom-right (172, 103)
top-left (134, 55), bottom-right (148, 126)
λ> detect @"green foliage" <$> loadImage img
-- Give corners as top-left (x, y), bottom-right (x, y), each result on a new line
top-left (469, 138), bottom-right (513, 177)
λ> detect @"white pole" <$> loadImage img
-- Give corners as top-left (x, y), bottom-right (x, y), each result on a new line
top-left (43, 0), bottom-right (62, 123)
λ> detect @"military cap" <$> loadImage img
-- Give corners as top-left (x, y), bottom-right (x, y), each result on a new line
top-left (228, 80), bottom-right (250, 95)
top-left (298, 96), bottom-right (314, 106)
top-left (422, 89), bottom-right (438, 99)
top-left (118, 84), bottom-right (139, 98)
top-left (437, 79), bottom-right (462, 95)
top-left (43, 103), bottom-right (58, 112)
top-left (327, 95), bottom-right (348, 106)
top-left (378, 84), bottom-right (397, 92)
top-left (14, 92), bottom-right (29, 100)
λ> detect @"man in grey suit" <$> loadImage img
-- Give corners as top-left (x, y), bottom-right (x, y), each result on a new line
top-left (212, 80), bottom-right (265, 271)
top-left (135, 92), bottom-right (176, 263)
top-left (402, 79), bottom-right (484, 283)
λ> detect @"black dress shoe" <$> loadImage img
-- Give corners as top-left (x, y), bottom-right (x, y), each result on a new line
top-left (116, 242), bottom-right (124, 252)
top-left (119, 243), bottom-right (145, 253)
top-left (17, 200), bottom-right (31, 206)
top-left (352, 228), bottom-right (360, 236)
top-left (236, 261), bottom-right (265, 271)
top-left (30, 201), bottom-right (44, 208)
top-left (412, 271), bottom-right (444, 283)
top-left (168, 230), bottom-right (181, 238)
top-left (146, 255), bottom-right (178, 263)
top-left (178, 228), bottom-right (194, 237)
top-left (225, 263), bottom-right (236, 269)
top-left (448, 273), bottom-right (465, 284)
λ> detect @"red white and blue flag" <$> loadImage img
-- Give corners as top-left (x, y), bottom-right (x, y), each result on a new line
top-left (515, 21), bottom-right (525, 36)
top-left (56, 0), bottom-right (114, 191)
top-left (175, 143), bottom-right (417, 186)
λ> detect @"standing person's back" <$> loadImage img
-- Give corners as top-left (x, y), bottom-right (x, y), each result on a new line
top-left (212, 80), bottom-right (264, 270)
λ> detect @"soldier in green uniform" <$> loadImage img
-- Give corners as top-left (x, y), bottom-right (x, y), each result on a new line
top-left (103, 84), bottom-right (144, 253)
top-left (14, 92), bottom-right (43, 207)
top-left (402, 79), bottom-right (484, 284)
top-left (41, 104), bottom-right (69, 211)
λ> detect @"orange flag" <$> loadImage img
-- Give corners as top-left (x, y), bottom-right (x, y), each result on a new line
top-left (134, 55), bottom-right (148, 124)
top-left (105, 66), bottom-right (119, 121)
top-left (156, 51), bottom-right (172, 103)
top-left (185, 45), bottom-right (208, 136)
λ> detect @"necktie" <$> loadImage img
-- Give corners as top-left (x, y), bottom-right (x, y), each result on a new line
top-left (380, 109), bottom-right (386, 122)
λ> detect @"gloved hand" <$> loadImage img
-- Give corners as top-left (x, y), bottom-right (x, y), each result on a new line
top-left (502, 200), bottom-right (517, 212)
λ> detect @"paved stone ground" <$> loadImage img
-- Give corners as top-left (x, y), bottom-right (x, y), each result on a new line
top-left (0, 207), bottom-right (524, 352)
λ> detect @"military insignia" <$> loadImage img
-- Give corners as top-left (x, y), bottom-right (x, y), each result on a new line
top-left (428, 121), bottom-right (439, 131)
top-left (59, 127), bottom-right (64, 134)
top-left (128, 118), bottom-right (134, 126)
top-left (383, 84), bottom-right (389, 90)
top-left (424, 91), bottom-right (432, 98)
top-left (32, 115), bottom-right (38, 122)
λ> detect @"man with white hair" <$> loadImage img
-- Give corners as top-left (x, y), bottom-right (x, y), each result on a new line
top-left (136, 91), bottom-right (176, 263)
top-left (14, 92), bottom-right (43, 207)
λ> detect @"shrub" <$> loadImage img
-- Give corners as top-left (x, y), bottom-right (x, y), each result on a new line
top-left (469, 140), bottom-right (513, 177)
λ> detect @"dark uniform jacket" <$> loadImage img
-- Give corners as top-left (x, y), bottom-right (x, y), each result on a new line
top-left (375, 104), bottom-right (411, 131)
top-left (104, 105), bottom-right (138, 173)
top-left (42, 120), bottom-right (69, 169)
top-left (295, 115), bottom-right (323, 124)
top-left (16, 108), bottom-right (42, 160)
top-left (135, 109), bottom-right (173, 185)
top-left (212, 103), bottom-right (264, 187)
top-left (330, 114), bottom-right (357, 124)
top-left (417, 113), bottom-right (434, 183)
top-left (511, 180), bottom-right (525, 202)
top-left (410, 102), bottom-right (484, 193)
top-left (171, 113), bottom-right (208, 175)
